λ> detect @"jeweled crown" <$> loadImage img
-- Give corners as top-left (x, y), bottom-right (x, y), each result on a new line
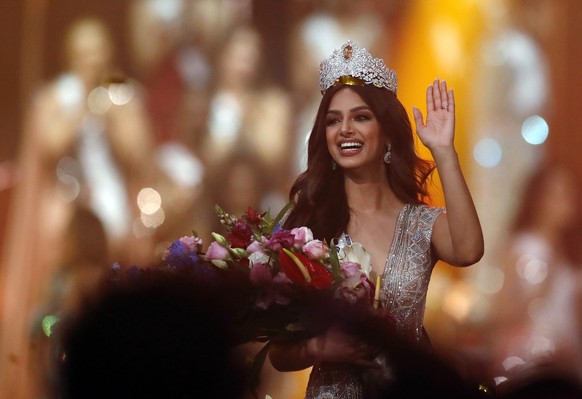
top-left (319, 41), bottom-right (397, 95)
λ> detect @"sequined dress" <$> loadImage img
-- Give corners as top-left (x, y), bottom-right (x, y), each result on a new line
top-left (304, 204), bottom-right (445, 399)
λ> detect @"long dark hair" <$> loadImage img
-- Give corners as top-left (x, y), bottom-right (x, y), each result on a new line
top-left (284, 84), bottom-right (434, 242)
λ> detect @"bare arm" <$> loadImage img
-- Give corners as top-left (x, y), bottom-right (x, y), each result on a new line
top-left (413, 79), bottom-right (484, 266)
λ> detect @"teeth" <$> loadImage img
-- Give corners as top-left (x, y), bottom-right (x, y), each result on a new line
top-left (340, 142), bottom-right (363, 150)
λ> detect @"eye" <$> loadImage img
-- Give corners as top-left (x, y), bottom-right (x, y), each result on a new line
top-left (325, 117), bottom-right (341, 126)
top-left (354, 113), bottom-right (373, 121)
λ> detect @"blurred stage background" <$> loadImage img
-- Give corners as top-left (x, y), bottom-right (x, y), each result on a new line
top-left (2, 0), bottom-right (582, 398)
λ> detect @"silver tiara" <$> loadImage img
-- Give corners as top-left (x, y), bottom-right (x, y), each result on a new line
top-left (319, 41), bottom-right (397, 95)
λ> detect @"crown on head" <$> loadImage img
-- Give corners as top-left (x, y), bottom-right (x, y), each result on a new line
top-left (319, 41), bottom-right (397, 95)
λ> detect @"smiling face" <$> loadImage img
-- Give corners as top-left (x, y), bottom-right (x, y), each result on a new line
top-left (325, 87), bottom-right (388, 176)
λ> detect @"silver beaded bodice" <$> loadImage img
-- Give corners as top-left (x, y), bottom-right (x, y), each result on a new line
top-left (380, 204), bottom-right (445, 341)
top-left (305, 204), bottom-right (445, 399)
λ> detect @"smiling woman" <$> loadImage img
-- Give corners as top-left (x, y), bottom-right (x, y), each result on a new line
top-left (285, 80), bottom-right (435, 244)
top-left (269, 41), bottom-right (484, 398)
top-left (325, 90), bottom-right (388, 177)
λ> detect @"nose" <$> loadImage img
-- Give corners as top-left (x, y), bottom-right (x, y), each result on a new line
top-left (340, 119), bottom-right (354, 136)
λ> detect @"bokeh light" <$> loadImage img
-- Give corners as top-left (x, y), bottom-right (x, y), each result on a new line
top-left (137, 187), bottom-right (162, 215)
top-left (521, 115), bottom-right (549, 145)
top-left (140, 207), bottom-right (165, 229)
top-left (473, 138), bottom-right (502, 168)
top-left (87, 86), bottom-right (112, 114)
top-left (108, 82), bottom-right (134, 105)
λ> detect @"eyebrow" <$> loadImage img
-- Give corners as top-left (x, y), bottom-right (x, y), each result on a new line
top-left (326, 105), bottom-right (371, 115)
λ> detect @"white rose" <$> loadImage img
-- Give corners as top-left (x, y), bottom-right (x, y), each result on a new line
top-left (248, 251), bottom-right (271, 267)
top-left (338, 243), bottom-right (372, 278)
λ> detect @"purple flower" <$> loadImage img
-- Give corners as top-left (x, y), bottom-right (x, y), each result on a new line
top-left (265, 230), bottom-right (295, 252)
top-left (163, 238), bottom-right (200, 269)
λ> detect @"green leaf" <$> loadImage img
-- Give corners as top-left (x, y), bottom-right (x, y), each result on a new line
top-left (329, 238), bottom-right (343, 282)
top-left (273, 202), bottom-right (293, 228)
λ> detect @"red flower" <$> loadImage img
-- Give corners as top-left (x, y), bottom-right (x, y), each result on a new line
top-left (243, 207), bottom-right (265, 227)
top-left (227, 221), bottom-right (253, 248)
top-left (279, 249), bottom-right (333, 289)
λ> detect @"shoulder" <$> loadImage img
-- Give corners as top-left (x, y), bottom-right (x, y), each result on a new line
top-left (407, 205), bottom-right (447, 245)
top-left (408, 203), bottom-right (446, 222)
top-left (401, 204), bottom-right (445, 242)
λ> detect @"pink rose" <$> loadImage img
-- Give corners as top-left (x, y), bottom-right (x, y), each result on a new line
top-left (247, 240), bottom-right (270, 266)
top-left (204, 241), bottom-right (230, 261)
top-left (246, 240), bottom-right (264, 254)
top-left (334, 266), bottom-right (374, 304)
top-left (302, 239), bottom-right (329, 260)
top-left (291, 227), bottom-right (314, 248)
top-left (338, 243), bottom-right (372, 278)
top-left (340, 262), bottom-right (361, 279)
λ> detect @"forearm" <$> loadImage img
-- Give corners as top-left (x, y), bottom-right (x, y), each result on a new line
top-left (432, 146), bottom-right (484, 265)
top-left (269, 340), bottom-right (314, 372)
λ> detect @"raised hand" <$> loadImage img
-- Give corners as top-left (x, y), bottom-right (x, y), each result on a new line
top-left (412, 78), bottom-right (455, 152)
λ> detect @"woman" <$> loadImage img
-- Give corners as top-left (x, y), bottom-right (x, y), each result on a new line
top-left (269, 41), bottom-right (484, 397)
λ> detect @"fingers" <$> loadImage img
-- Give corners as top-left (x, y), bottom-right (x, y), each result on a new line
top-left (440, 80), bottom-right (449, 110)
top-left (426, 83), bottom-right (435, 112)
top-left (427, 78), bottom-right (453, 112)
top-left (412, 106), bottom-right (424, 131)
top-left (447, 86), bottom-right (455, 114)
top-left (431, 79), bottom-right (442, 111)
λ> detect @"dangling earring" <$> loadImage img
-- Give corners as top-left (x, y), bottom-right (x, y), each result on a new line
top-left (331, 159), bottom-right (337, 170)
top-left (383, 143), bottom-right (392, 164)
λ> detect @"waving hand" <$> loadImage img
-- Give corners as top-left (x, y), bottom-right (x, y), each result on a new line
top-left (412, 78), bottom-right (455, 150)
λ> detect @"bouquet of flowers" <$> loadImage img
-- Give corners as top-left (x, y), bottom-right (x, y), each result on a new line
top-left (117, 205), bottom-right (400, 391)
top-left (162, 206), bottom-right (378, 332)
top-left (157, 205), bottom-right (386, 392)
